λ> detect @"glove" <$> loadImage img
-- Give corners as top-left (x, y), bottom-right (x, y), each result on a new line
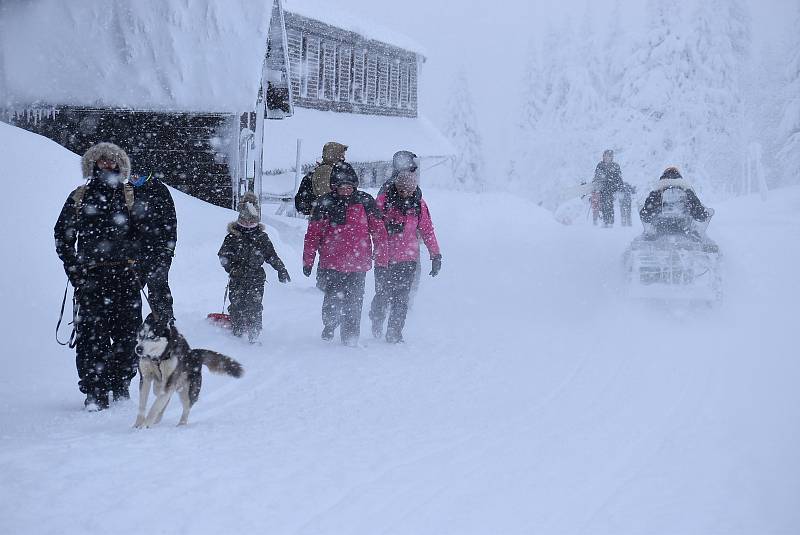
top-left (303, 265), bottom-right (312, 277)
top-left (429, 255), bottom-right (442, 277)
top-left (278, 268), bottom-right (291, 283)
top-left (66, 264), bottom-right (86, 288)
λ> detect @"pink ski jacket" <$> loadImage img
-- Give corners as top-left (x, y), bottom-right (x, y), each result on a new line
top-left (376, 191), bottom-right (440, 263)
top-left (303, 193), bottom-right (388, 272)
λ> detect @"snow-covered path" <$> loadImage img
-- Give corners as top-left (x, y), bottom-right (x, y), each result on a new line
top-left (1, 124), bottom-right (799, 534)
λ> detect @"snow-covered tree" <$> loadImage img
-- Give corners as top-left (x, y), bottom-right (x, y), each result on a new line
top-left (777, 7), bottom-right (800, 186)
top-left (444, 70), bottom-right (485, 191)
top-left (508, 21), bottom-right (609, 208)
top-left (617, 0), bottom-right (751, 196)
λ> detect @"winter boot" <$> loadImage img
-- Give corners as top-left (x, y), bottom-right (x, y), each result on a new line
top-left (247, 329), bottom-right (261, 344)
top-left (371, 317), bottom-right (383, 339)
top-left (321, 326), bottom-right (335, 341)
top-left (85, 390), bottom-right (109, 411)
top-left (112, 384), bottom-right (130, 403)
top-left (385, 329), bottom-right (404, 344)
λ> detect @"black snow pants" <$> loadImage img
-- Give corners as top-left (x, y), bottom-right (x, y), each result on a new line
top-left (599, 190), bottom-right (616, 226)
top-left (138, 258), bottom-right (174, 328)
top-left (322, 270), bottom-right (366, 343)
top-left (369, 262), bottom-right (417, 339)
top-left (75, 265), bottom-right (142, 397)
top-left (228, 272), bottom-right (265, 338)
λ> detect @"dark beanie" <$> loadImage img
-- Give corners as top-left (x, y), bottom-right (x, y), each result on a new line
top-left (660, 167), bottom-right (682, 180)
top-left (330, 162), bottom-right (359, 188)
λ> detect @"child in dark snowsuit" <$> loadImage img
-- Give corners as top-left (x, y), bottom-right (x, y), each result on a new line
top-left (218, 192), bottom-right (290, 342)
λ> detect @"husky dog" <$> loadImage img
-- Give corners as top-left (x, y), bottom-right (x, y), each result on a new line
top-left (134, 314), bottom-right (244, 428)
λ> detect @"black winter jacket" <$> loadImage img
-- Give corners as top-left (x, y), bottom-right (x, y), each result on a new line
top-left (130, 176), bottom-right (177, 265)
top-left (218, 223), bottom-right (288, 280)
top-left (54, 178), bottom-right (141, 280)
top-left (294, 172), bottom-right (319, 216)
top-left (593, 161), bottom-right (623, 193)
top-left (639, 179), bottom-right (710, 224)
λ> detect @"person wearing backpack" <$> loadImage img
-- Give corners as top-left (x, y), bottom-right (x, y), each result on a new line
top-left (369, 169), bottom-right (441, 343)
top-left (218, 192), bottom-right (291, 343)
top-left (54, 142), bottom-right (143, 411)
top-left (294, 141), bottom-right (348, 216)
top-left (129, 171), bottom-right (177, 333)
top-left (302, 162), bottom-right (388, 346)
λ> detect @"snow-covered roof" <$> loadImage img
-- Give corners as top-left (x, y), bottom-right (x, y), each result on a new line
top-left (262, 107), bottom-right (452, 172)
top-left (0, 0), bottom-right (277, 112)
top-left (282, 0), bottom-right (426, 57)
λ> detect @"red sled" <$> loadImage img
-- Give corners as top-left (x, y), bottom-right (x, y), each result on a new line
top-left (207, 312), bottom-right (231, 329)
top-left (207, 283), bottom-right (231, 328)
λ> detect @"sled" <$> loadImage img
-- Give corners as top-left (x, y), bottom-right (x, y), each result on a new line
top-left (207, 283), bottom-right (232, 328)
top-left (207, 312), bottom-right (232, 329)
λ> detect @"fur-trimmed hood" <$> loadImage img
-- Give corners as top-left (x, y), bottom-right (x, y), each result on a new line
top-left (227, 221), bottom-right (265, 236)
top-left (81, 142), bottom-right (131, 181)
top-left (652, 178), bottom-right (694, 192)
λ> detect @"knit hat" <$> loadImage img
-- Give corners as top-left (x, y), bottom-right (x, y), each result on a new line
top-left (392, 150), bottom-right (419, 173)
top-left (603, 149), bottom-right (614, 159)
top-left (321, 142), bottom-right (348, 164)
top-left (660, 166), bottom-right (682, 180)
top-left (330, 162), bottom-right (359, 189)
top-left (237, 191), bottom-right (261, 226)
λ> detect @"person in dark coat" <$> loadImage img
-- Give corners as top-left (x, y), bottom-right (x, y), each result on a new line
top-left (129, 172), bottom-right (177, 331)
top-left (218, 192), bottom-right (290, 343)
top-left (294, 141), bottom-right (348, 216)
top-left (302, 162), bottom-right (388, 346)
top-left (54, 142), bottom-right (143, 410)
top-left (619, 182), bottom-right (637, 227)
top-left (592, 149), bottom-right (624, 227)
top-left (640, 167), bottom-right (712, 234)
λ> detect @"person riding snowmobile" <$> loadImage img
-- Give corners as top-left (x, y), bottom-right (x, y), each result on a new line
top-left (639, 167), bottom-right (712, 235)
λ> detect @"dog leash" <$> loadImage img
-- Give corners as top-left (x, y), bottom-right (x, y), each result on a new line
top-left (55, 280), bottom-right (78, 348)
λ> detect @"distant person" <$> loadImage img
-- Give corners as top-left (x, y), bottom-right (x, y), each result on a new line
top-left (218, 192), bottom-right (290, 343)
top-left (129, 171), bottom-right (177, 332)
top-left (618, 182), bottom-right (636, 227)
top-left (639, 167), bottom-right (712, 234)
top-left (294, 141), bottom-right (348, 216)
top-left (54, 143), bottom-right (143, 410)
top-left (369, 169), bottom-right (441, 343)
top-left (592, 149), bottom-right (623, 227)
top-left (302, 163), bottom-right (388, 346)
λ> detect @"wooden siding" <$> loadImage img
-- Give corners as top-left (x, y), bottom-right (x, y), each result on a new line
top-left (8, 107), bottom-right (238, 207)
top-left (283, 11), bottom-right (419, 118)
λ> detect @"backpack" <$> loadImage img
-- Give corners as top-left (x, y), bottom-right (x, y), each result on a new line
top-left (72, 182), bottom-right (135, 216)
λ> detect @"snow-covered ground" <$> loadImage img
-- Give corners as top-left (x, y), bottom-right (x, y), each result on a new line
top-left (1, 122), bottom-right (799, 534)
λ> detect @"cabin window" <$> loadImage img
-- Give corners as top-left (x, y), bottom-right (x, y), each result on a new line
top-left (338, 46), bottom-right (351, 102)
top-left (378, 55), bottom-right (389, 107)
top-left (320, 41), bottom-right (336, 100)
top-left (400, 62), bottom-right (410, 108)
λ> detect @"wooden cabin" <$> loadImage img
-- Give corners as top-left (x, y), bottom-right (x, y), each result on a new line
top-left (0, 0), bottom-right (292, 208)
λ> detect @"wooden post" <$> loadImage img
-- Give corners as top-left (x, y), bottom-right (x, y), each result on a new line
top-left (294, 138), bottom-right (303, 194)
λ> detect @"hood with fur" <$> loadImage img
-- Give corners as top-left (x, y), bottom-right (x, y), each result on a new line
top-left (227, 221), bottom-right (265, 236)
top-left (81, 142), bottom-right (131, 181)
top-left (652, 178), bottom-right (694, 192)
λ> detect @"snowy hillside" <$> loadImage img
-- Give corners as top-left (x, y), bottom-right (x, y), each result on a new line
top-left (1, 122), bottom-right (799, 534)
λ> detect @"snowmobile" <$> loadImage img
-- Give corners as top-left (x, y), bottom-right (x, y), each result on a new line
top-left (623, 188), bottom-right (722, 302)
